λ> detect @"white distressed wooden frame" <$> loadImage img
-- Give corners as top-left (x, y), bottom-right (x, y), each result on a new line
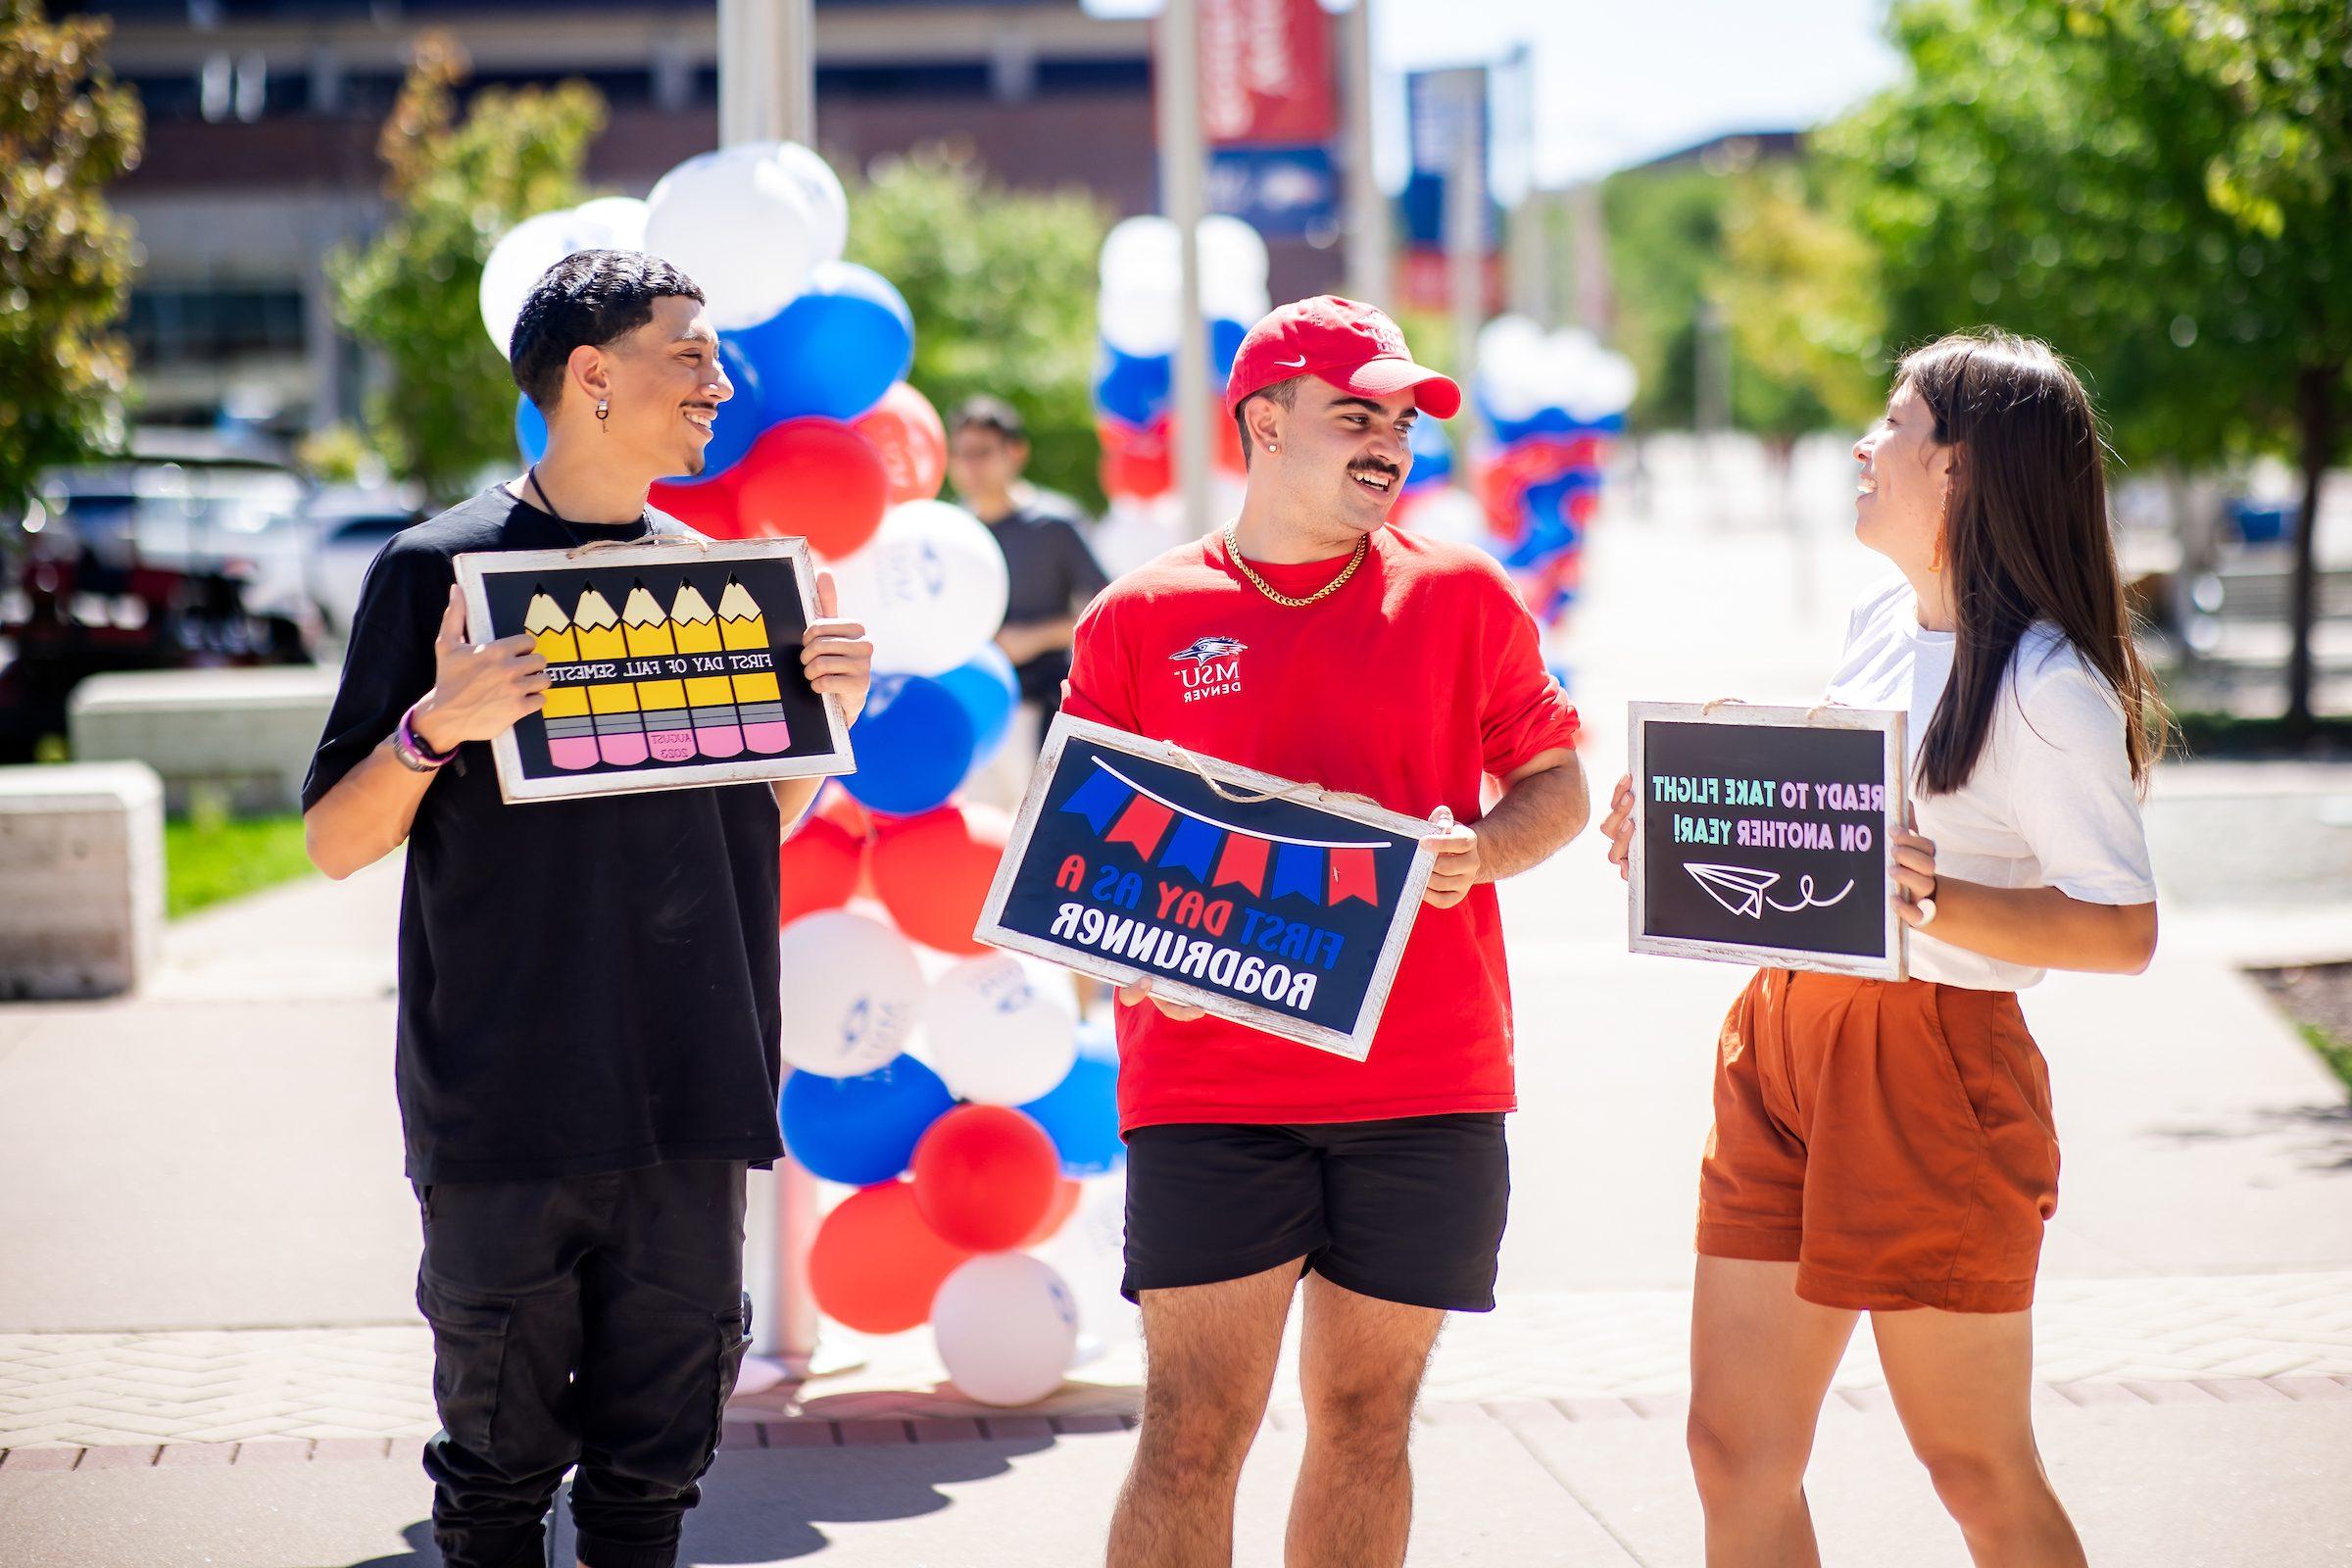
top-left (974, 712), bottom-right (1443, 1061)
top-left (1628, 700), bottom-right (1910, 981)
top-left (454, 536), bottom-right (854, 805)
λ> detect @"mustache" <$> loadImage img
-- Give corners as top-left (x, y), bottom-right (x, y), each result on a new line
top-left (1348, 459), bottom-right (1401, 479)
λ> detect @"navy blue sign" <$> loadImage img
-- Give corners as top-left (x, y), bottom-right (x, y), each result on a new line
top-left (976, 716), bottom-right (1439, 1059)
top-left (1207, 144), bottom-right (1339, 238)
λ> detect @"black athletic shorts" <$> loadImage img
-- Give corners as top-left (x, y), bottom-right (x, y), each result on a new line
top-left (1121, 1113), bottom-right (1510, 1313)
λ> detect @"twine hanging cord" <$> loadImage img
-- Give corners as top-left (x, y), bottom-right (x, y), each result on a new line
top-left (1162, 741), bottom-right (1460, 840)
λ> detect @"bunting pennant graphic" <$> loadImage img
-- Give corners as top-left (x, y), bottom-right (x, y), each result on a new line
top-left (1059, 758), bottom-right (1390, 907)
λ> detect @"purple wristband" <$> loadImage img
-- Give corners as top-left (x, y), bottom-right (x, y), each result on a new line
top-left (398, 704), bottom-right (459, 767)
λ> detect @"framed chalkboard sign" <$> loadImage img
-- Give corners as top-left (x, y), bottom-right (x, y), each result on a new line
top-left (453, 537), bottom-right (855, 804)
top-left (1629, 702), bottom-right (1909, 980)
top-left (974, 713), bottom-right (1443, 1061)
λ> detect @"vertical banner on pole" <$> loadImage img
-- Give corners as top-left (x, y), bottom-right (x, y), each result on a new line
top-left (1199, 0), bottom-right (1343, 239)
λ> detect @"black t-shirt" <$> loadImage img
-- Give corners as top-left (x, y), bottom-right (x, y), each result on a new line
top-left (981, 491), bottom-right (1111, 703)
top-left (302, 486), bottom-right (786, 1183)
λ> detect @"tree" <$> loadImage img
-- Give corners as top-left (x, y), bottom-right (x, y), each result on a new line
top-left (844, 143), bottom-right (1110, 510)
top-left (0, 0), bottom-right (140, 516)
top-left (1824, 0), bottom-right (2352, 734)
top-left (330, 33), bottom-right (603, 504)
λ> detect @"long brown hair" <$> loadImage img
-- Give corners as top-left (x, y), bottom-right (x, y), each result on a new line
top-left (1901, 330), bottom-right (2162, 794)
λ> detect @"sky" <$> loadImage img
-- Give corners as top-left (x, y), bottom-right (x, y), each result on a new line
top-left (1370, 0), bottom-right (1907, 188)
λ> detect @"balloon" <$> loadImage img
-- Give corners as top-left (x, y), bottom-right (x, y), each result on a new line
top-left (1099, 417), bottom-right (1173, 500)
top-left (1394, 485), bottom-right (1488, 549)
top-left (661, 337), bottom-right (764, 481)
top-left (648, 472), bottom-right (745, 539)
top-left (1099, 216), bottom-right (1182, 293)
top-left (515, 394), bottom-right (549, 464)
top-left (480, 208), bottom-right (585, 355)
top-left (1098, 283), bottom-right (1182, 359)
top-left (936, 645), bottom-right (1019, 763)
top-left (733, 417), bottom-right (890, 560)
top-left (779, 1054), bottom-right (955, 1186)
top-left (841, 673), bottom-right (976, 816)
top-left (1093, 344), bottom-right (1171, 429)
top-left (1018, 1022), bottom-right (1123, 1177)
top-left (1404, 416), bottom-right (1454, 490)
top-left (1018, 1178), bottom-right (1083, 1250)
top-left (868, 802), bottom-right (1007, 953)
top-left (775, 909), bottom-right (924, 1077)
top-left (734, 261), bottom-right (914, 424)
top-left (564, 195), bottom-right (650, 254)
top-left (778, 806), bottom-right (862, 927)
top-left (1089, 496), bottom-right (1185, 577)
top-left (1209, 317), bottom-right (1250, 385)
top-left (1196, 215), bottom-right (1271, 320)
top-left (766, 142), bottom-right (850, 270)
top-left (827, 499), bottom-right (1009, 676)
top-left (911, 1104), bottom-right (1060, 1252)
top-left (853, 382), bottom-right (948, 505)
top-left (644, 145), bottom-right (824, 330)
top-left (932, 1252), bottom-right (1081, 1406)
top-left (809, 1180), bottom-right (971, 1334)
top-left (924, 954), bottom-right (1079, 1105)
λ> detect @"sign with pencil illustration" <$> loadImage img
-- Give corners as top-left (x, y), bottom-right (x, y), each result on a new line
top-left (453, 538), bottom-right (854, 803)
top-left (975, 713), bottom-right (1443, 1060)
top-left (1629, 701), bottom-right (1908, 980)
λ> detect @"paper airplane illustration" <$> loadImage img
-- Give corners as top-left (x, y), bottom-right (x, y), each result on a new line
top-left (1685, 862), bottom-right (1856, 919)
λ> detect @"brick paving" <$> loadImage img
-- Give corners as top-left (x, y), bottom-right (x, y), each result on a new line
top-left (6, 1270), bottom-right (2348, 1458)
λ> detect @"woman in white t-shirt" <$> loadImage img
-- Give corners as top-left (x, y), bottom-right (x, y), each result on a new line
top-left (1600, 330), bottom-right (2161, 1567)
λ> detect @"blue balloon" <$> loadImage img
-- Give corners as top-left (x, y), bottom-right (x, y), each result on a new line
top-left (514, 394), bottom-right (548, 464)
top-left (1093, 343), bottom-right (1171, 429)
top-left (780, 1055), bottom-right (956, 1186)
top-left (1402, 416), bottom-right (1453, 491)
top-left (734, 261), bottom-right (914, 424)
top-left (1019, 1023), bottom-right (1122, 1176)
top-left (841, 671), bottom-right (976, 816)
top-left (671, 338), bottom-right (765, 482)
top-left (938, 644), bottom-right (1019, 763)
top-left (1209, 317), bottom-right (1249, 384)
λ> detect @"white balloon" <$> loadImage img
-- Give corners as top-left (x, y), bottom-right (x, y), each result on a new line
top-left (1088, 499), bottom-right (1185, 577)
top-left (1100, 215), bottom-right (1182, 293)
top-left (644, 147), bottom-right (823, 330)
top-left (1396, 486), bottom-right (1489, 548)
top-left (1098, 284), bottom-right (1184, 360)
top-left (924, 955), bottom-right (1079, 1106)
top-left (564, 195), bottom-right (650, 254)
top-left (776, 909), bottom-right (924, 1078)
top-left (765, 141), bottom-right (850, 268)
top-left (829, 499), bottom-right (1010, 677)
top-left (932, 1253), bottom-right (1081, 1407)
top-left (479, 209), bottom-right (586, 355)
top-left (1196, 215), bottom-right (1270, 320)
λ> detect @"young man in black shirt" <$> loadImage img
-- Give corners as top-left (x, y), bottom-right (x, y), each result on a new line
top-left (948, 397), bottom-right (1110, 802)
top-left (302, 250), bottom-right (871, 1568)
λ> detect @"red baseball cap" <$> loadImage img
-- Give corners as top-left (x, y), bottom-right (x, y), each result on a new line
top-left (1223, 296), bottom-right (1462, 420)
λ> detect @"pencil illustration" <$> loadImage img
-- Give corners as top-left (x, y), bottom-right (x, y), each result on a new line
top-left (524, 583), bottom-right (598, 770)
top-left (717, 575), bottom-right (792, 756)
top-left (668, 578), bottom-right (744, 759)
top-left (570, 582), bottom-right (649, 767)
top-left (622, 579), bottom-right (695, 762)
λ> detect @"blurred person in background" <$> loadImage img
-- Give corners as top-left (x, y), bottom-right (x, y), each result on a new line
top-left (949, 396), bottom-right (1109, 807)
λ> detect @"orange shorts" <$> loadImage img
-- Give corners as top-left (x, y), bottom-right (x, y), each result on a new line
top-left (1694, 968), bottom-right (2060, 1313)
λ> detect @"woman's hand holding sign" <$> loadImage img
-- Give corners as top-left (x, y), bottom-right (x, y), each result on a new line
top-left (1890, 821), bottom-right (1939, 928)
top-left (411, 586), bottom-right (548, 754)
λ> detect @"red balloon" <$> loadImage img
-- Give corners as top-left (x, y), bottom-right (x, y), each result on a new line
top-left (1099, 417), bottom-right (1173, 500)
top-left (1205, 401), bottom-right (1246, 475)
top-left (911, 1105), bottom-right (1059, 1252)
top-left (779, 810), bottom-right (862, 927)
top-left (1018, 1177), bottom-right (1083, 1249)
top-left (734, 417), bottom-right (890, 559)
top-left (808, 1180), bottom-right (973, 1334)
top-left (813, 785), bottom-right (871, 840)
top-left (853, 382), bottom-right (948, 505)
top-left (868, 802), bottom-right (1009, 956)
top-left (650, 473), bottom-right (747, 539)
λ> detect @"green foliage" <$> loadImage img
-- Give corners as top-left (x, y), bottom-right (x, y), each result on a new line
top-left (329, 33), bottom-right (603, 505)
top-left (0, 0), bottom-right (140, 516)
top-left (844, 144), bottom-right (1111, 510)
top-left (1601, 150), bottom-right (1883, 441)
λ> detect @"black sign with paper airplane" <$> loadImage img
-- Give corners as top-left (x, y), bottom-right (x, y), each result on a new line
top-left (1629, 703), bottom-right (1909, 980)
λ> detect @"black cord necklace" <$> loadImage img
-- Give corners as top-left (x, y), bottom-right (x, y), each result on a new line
top-left (523, 466), bottom-right (654, 543)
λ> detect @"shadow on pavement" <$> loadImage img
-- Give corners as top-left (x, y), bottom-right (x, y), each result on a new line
top-left (2148, 1100), bottom-right (2352, 1172)
top-left (348, 1437), bottom-right (1061, 1567)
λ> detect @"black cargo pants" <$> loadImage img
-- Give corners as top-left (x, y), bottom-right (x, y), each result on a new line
top-left (413, 1160), bottom-right (754, 1568)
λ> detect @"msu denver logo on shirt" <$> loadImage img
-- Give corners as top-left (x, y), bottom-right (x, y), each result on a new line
top-left (1170, 636), bottom-right (1247, 704)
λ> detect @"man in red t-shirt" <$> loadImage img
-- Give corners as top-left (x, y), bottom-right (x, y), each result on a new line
top-left (1071, 297), bottom-right (1590, 1568)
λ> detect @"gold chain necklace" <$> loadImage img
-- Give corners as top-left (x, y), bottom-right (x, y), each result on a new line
top-left (1224, 522), bottom-right (1368, 609)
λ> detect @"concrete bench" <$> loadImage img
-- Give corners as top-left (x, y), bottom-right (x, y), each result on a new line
top-left (0, 762), bottom-right (163, 999)
top-left (2184, 565), bottom-right (2352, 667)
top-left (68, 665), bottom-right (339, 815)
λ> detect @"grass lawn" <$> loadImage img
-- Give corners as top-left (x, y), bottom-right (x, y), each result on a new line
top-left (164, 810), bottom-right (317, 919)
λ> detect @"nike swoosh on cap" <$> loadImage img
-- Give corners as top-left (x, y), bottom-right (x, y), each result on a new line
top-left (1272, 354), bottom-right (1308, 368)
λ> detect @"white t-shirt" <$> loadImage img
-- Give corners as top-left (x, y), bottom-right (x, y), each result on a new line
top-left (1824, 575), bottom-right (2157, 991)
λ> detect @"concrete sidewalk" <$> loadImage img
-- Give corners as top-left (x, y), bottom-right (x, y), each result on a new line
top-left (4, 509), bottom-right (2350, 1566)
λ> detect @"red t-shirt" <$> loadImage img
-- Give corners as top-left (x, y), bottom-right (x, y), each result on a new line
top-left (1063, 523), bottom-right (1582, 1131)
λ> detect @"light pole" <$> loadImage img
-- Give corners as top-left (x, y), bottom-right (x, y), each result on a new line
top-left (1341, 0), bottom-right (1390, 308)
top-left (1155, 0), bottom-right (1215, 536)
top-left (717, 0), bottom-right (814, 147)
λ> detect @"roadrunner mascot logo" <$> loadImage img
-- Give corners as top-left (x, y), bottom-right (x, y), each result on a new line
top-left (1169, 637), bottom-right (1248, 703)
top-left (1170, 636), bottom-right (1248, 664)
